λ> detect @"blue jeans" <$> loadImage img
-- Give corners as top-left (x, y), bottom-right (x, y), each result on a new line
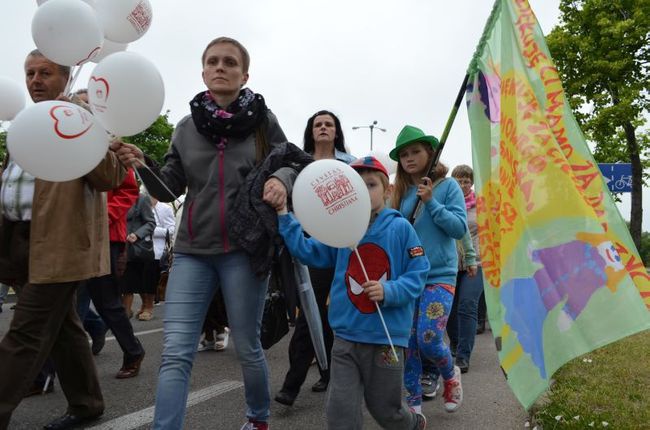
top-left (153, 252), bottom-right (270, 429)
top-left (447, 267), bottom-right (484, 361)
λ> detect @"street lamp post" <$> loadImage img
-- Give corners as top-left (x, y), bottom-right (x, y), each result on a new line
top-left (352, 120), bottom-right (386, 151)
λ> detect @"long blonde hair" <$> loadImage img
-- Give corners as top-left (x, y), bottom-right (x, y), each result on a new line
top-left (391, 142), bottom-right (447, 210)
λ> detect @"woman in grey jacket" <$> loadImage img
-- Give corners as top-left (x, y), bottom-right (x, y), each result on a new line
top-left (121, 192), bottom-right (156, 319)
top-left (113, 37), bottom-right (296, 430)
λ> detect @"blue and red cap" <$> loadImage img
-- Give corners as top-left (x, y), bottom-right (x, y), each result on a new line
top-left (350, 156), bottom-right (389, 178)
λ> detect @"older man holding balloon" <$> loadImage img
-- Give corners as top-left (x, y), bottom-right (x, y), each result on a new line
top-left (0, 50), bottom-right (126, 430)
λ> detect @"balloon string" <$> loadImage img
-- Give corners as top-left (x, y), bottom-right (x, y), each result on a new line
top-left (131, 159), bottom-right (182, 202)
top-left (109, 133), bottom-right (181, 202)
top-left (64, 64), bottom-right (84, 97)
top-left (352, 246), bottom-right (399, 362)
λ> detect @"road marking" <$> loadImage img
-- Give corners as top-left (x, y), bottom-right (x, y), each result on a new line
top-left (105, 327), bottom-right (163, 341)
top-left (87, 380), bottom-right (244, 430)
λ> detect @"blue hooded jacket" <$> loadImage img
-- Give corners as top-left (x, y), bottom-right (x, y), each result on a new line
top-left (398, 178), bottom-right (467, 286)
top-left (279, 208), bottom-right (429, 348)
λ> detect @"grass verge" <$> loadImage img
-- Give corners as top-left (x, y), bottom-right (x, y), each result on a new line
top-left (530, 329), bottom-right (650, 429)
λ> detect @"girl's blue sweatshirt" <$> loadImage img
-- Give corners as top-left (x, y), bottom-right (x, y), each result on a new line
top-left (398, 178), bottom-right (467, 286)
top-left (278, 208), bottom-right (429, 348)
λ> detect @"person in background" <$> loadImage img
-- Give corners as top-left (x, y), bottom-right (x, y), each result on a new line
top-left (76, 168), bottom-right (146, 378)
top-left (197, 288), bottom-right (230, 352)
top-left (121, 192), bottom-right (156, 320)
top-left (446, 164), bottom-right (484, 374)
top-left (476, 294), bottom-right (487, 334)
top-left (112, 36), bottom-right (299, 430)
top-left (277, 156), bottom-right (429, 429)
top-left (390, 125), bottom-right (467, 415)
top-left (0, 283), bottom-right (8, 313)
top-left (0, 49), bottom-right (125, 430)
top-left (274, 110), bottom-right (354, 407)
top-left (148, 196), bottom-right (175, 311)
top-left (302, 110), bottom-right (356, 163)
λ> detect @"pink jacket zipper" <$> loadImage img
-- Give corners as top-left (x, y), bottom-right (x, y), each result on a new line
top-left (217, 138), bottom-right (229, 251)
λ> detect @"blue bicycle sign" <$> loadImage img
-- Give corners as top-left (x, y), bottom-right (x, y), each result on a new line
top-left (598, 163), bottom-right (632, 193)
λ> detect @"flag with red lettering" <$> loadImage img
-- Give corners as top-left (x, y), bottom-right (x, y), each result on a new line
top-left (465, 0), bottom-right (650, 409)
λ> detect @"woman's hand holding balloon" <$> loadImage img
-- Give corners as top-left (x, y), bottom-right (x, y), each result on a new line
top-left (110, 140), bottom-right (145, 168)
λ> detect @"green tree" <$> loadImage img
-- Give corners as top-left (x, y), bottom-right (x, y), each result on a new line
top-left (123, 112), bottom-right (175, 165)
top-left (639, 230), bottom-right (650, 266)
top-left (546, 0), bottom-right (650, 249)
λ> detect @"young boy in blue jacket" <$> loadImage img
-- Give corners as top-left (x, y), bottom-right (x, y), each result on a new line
top-left (276, 156), bottom-right (430, 430)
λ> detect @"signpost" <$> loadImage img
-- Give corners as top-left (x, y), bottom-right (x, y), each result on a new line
top-left (598, 163), bottom-right (632, 193)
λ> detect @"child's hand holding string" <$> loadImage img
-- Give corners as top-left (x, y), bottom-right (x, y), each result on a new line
top-left (363, 281), bottom-right (384, 303)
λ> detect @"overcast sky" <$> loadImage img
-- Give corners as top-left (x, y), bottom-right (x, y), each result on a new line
top-left (1, 0), bottom-right (648, 230)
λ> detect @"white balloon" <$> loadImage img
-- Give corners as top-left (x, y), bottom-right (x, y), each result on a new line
top-left (7, 101), bottom-right (109, 181)
top-left (38, 0), bottom-right (96, 6)
top-left (88, 51), bottom-right (164, 136)
top-left (31, 0), bottom-right (103, 66)
top-left (367, 150), bottom-right (397, 175)
top-left (0, 77), bottom-right (26, 121)
top-left (91, 39), bottom-right (128, 63)
top-left (292, 160), bottom-right (371, 248)
top-left (95, 0), bottom-right (153, 43)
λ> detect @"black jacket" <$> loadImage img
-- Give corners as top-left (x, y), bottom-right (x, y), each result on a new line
top-left (229, 142), bottom-right (313, 278)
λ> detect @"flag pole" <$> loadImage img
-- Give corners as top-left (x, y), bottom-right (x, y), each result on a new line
top-left (408, 0), bottom-right (502, 224)
top-left (407, 74), bottom-right (467, 224)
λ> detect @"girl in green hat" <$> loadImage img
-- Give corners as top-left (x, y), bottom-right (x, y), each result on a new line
top-left (390, 125), bottom-right (467, 415)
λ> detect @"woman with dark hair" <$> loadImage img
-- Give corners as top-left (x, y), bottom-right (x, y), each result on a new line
top-left (274, 110), bottom-right (355, 407)
top-left (113, 36), bottom-right (303, 430)
top-left (302, 110), bottom-right (356, 163)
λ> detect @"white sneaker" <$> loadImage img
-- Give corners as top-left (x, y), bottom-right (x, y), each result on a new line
top-left (215, 327), bottom-right (230, 351)
top-left (197, 339), bottom-right (215, 352)
top-left (442, 366), bottom-right (463, 413)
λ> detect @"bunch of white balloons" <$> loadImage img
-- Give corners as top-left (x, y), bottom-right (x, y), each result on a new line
top-left (0, 0), bottom-right (165, 182)
top-left (33, 0), bottom-right (152, 66)
top-left (0, 77), bottom-right (26, 122)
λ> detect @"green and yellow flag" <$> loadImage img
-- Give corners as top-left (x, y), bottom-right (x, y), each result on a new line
top-left (466, 0), bottom-right (650, 409)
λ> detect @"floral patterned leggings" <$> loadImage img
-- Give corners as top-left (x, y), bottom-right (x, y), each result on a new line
top-left (404, 284), bottom-right (455, 407)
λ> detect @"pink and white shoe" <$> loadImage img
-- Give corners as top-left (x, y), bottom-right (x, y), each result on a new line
top-left (240, 419), bottom-right (268, 430)
top-left (443, 365), bottom-right (463, 413)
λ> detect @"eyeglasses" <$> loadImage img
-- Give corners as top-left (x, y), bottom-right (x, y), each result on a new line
top-left (455, 178), bottom-right (473, 185)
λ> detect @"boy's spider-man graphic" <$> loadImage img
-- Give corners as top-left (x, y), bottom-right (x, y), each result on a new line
top-left (345, 243), bottom-right (391, 314)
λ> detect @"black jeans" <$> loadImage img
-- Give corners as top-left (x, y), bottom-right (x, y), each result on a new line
top-left (78, 242), bottom-right (144, 362)
top-left (280, 267), bottom-right (334, 395)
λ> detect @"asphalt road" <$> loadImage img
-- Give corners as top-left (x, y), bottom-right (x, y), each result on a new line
top-left (1, 295), bottom-right (529, 429)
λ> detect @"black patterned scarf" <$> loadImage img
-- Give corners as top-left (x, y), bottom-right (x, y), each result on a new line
top-left (190, 88), bottom-right (267, 142)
